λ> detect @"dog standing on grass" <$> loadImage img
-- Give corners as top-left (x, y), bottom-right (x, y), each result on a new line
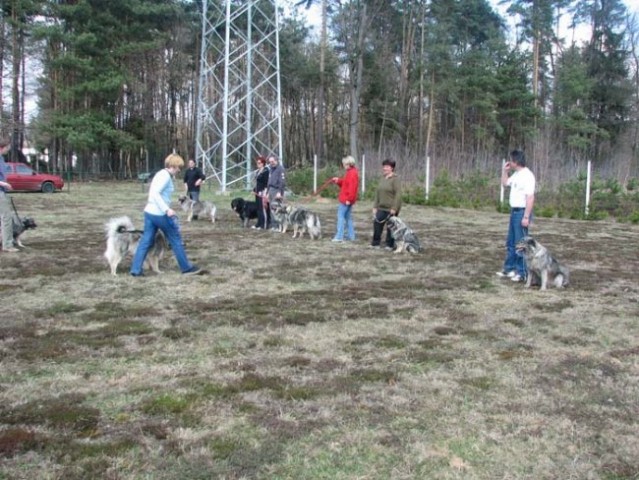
top-left (516, 235), bottom-right (569, 290)
top-left (231, 197), bottom-right (259, 227)
top-left (5, 216), bottom-right (37, 248)
top-left (269, 198), bottom-right (288, 232)
top-left (104, 216), bottom-right (166, 275)
top-left (178, 195), bottom-right (217, 223)
top-left (287, 206), bottom-right (322, 239)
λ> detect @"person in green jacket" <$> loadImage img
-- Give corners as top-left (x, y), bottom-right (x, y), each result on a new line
top-left (371, 158), bottom-right (401, 250)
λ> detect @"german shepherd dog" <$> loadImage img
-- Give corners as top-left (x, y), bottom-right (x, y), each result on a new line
top-left (104, 216), bottom-right (166, 275)
top-left (178, 195), bottom-right (217, 223)
top-left (516, 235), bottom-right (570, 290)
top-left (286, 206), bottom-right (322, 239)
top-left (8, 216), bottom-right (37, 248)
top-left (386, 216), bottom-right (422, 253)
top-left (231, 197), bottom-right (259, 227)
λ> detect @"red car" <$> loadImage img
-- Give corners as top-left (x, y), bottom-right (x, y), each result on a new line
top-left (4, 162), bottom-right (65, 193)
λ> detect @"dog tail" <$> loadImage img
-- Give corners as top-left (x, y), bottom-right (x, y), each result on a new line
top-left (307, 214), bottom-right (321, 239)
top-left (106, 216), bottom-right (137, 238)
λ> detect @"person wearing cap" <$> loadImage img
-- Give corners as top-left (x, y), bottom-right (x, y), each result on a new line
top-left (0, 139), bottom-right (18, 253)
top-left (496, 149), bottom-right (535, 283)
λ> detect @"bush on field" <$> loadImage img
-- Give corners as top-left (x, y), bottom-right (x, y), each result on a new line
top-left (282, 167), bottom-right (639, 222)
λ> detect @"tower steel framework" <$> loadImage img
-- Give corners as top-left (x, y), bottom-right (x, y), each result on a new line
top-left (195, 0), bottom-right (283, 192)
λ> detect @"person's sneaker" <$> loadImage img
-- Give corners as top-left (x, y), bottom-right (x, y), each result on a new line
top-left (510, 274), bottom-right (524, 282)
top-left (368, 244), bottom-right (381, 249)
top-left (384, 246), bottom-right (394, 251)
top-left (3, 247), bottom-right (19, 253)
top-left (331, 238), bottom-right (343, 243)
top-left (496, 271), bottom-right (516, 278)
top-left (183, 266), bottom-right (203, 276)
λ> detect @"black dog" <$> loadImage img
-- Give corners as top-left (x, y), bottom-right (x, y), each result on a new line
top-left (231, 197), bottom-right (259, 227)
top-left (10, 216), bottom-right (37, 248)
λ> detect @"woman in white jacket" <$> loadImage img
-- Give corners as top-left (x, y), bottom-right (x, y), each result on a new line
top-left (130, 153), bottom-right (201, 276)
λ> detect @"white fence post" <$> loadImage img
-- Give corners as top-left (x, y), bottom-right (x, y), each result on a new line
top-left (361, 154), bottom-right (366, 193)
top-left (313, 154), bottom-right (318, 193)
top-left (499, 158), bottom-right (506, 207)
top-left (585, 160), bottom-right (592, 217)
top-left (425, 155), bottom-right (430, 201)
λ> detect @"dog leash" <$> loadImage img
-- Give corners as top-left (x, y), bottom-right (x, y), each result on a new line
top-left (373, 211), bottom-right (393, 224)
top-left (299, 178), bottom-right (335, 202)
top-left (10, 196), bottom-right (21, 218)
top-left (314, 178), bottom-right (334, 197)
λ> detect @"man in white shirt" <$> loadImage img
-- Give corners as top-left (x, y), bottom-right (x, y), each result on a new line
top-left (496, 150), bottom-right (535, 283)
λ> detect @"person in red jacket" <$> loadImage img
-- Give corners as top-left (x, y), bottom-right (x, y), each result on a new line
top-left (330, 155), bottom-right (359, 242)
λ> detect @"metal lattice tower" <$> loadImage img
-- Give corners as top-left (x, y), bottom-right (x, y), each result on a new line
top-left (195, 0), bottom-right (283, 192)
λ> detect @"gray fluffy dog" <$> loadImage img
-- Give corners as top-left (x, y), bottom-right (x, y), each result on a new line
top-left (386, 216), bottom-right (422, 254)
top-left (516, 235), bottom-right (570, 290)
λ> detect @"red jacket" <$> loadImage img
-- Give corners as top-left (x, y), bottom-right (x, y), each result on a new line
top-left (335, 167), bottom-right (359, 205)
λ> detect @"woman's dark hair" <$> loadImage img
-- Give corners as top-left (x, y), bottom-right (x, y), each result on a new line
top-left (382, 159), bottom-right (396, 170)
top-left (510, 150), bottom-right (526, 167)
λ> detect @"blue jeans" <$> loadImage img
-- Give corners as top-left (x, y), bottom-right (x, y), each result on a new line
top-left (502, 209), bottom-right (528, 277)
top-left (334, 203), bottom-right (355, 240)
top-left (188, 191), bottom-right (200, 202)
top-left (130, 212), bottom-right (194, 275)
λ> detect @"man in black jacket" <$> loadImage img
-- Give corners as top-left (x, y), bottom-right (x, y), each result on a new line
top-left (183, 159), bottom-right (206, 202)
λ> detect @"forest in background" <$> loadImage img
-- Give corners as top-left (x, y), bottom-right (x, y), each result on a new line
top-left (1, 0), bottom-right (639, 190)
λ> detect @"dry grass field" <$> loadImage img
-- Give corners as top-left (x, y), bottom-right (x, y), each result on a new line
top-left (1, 182), bottom-right (638, 480)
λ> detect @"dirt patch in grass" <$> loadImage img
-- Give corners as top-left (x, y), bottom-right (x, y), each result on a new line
top-left (2, 394), bottom-right (100, 435)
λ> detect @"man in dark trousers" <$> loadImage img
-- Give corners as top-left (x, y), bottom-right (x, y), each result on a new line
top-left (266, 155), bottom-right (286, 230)
top-left (183, 158), bottom-right (206, 202)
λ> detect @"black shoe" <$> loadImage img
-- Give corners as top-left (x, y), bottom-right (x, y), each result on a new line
top-left (183, 266), bottom-right (203, 276)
